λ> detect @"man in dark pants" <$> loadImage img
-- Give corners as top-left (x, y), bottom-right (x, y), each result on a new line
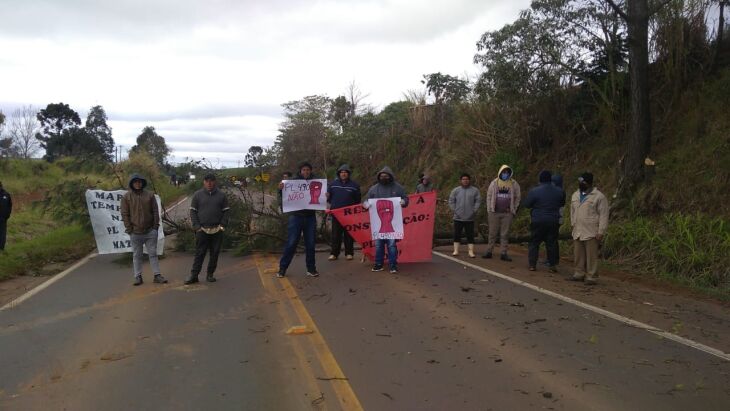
top-left (327, 164), bottom-right (361, 261)
top-left (186, 174), bottom-right (230, 284)
top-left (522, 170), bottom-right (565, 272)
top-left (277, 162), bottom-right (319, 278)
top-left (0, 182), bottom-right (12, 251)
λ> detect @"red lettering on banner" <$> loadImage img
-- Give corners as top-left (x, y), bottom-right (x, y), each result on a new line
top-left (330, 191), bottom-right (437, 263)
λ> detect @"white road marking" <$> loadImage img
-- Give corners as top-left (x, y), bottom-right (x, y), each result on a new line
top-left (433, 251), bottom-right (730, 362)
top-left (1, 253), bottom-right (98, 311)
top-left (1, 195), bottom-right (190, 311)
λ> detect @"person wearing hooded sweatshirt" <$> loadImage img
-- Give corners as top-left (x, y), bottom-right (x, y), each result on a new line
top-left (543, 174), bottom-right (566, 266)
top-left (449, 173), bottom-right (481, 258)
top-left (483, 165), bottom-right (521, 261)
top-left (522, 170), bottom-right (565, 272)
top-left (327, 164), bottom-right (361, 260)
top-left (570, 172), bottom-right (609, 285)
top-left (362, 166), bottom-right (409, 274)
top-left (121, 174), bottom-right (166, 286)
top-left (0, 181), bottom-right (12, 251)
top-left (186, 173), bottom-right (230, 284)
top-left (416, 175), bottom-right (434, 193)
top-left (277, 162), bottom-right (320, 278)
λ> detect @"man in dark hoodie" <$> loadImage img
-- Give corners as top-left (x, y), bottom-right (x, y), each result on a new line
top-left (0, 181), bottom-right (12, 251)
top-left (121, 174), bottom-right (167, 286)
top-left (186, 173), bottom-right (230, 284)
top-left (522, 170), bottom-right (565, 272)
top-left (362, 166), bottom-right (409, 274)
top-left (277, 162), bottom-right (320, 278)
top-left (327, 164), bottom-right (361, 261)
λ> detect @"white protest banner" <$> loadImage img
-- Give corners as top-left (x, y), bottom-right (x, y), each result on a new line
top-left (367, 197), bottom-right (404, 240)
top-left (85, 190), bottom-right (165, 255)
top-left (281, 179), bottom-right (328, 213)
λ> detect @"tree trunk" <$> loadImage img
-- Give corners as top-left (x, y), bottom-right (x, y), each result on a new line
top-left (620, 0), bottom-right (652, 197)
top-left (715, 0), bottom-right (726, 72)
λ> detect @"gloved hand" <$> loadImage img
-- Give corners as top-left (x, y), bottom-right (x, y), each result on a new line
top-left (362, 201), bottom-right (370, 210)
top-left (400, 199), bottom-right (406, 206)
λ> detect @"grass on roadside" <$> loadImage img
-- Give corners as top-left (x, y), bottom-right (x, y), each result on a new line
top-left (0, 224), bottom-right (94, 280)
top-left (603, 213), bottom-right (730, 299)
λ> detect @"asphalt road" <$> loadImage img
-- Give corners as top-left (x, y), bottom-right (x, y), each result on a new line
top-left (1, 242), bottom-right (729, 410)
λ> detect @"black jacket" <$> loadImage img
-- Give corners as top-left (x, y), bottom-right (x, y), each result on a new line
top-left (522, 183), bottom-right (565, 224)
top-left (0, 189), bottom-right (12, 220)
top-left (190, 188), bottom-right (230, 229)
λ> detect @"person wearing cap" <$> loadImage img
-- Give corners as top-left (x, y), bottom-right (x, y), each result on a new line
top-left (362, 166), bottom-right (409, 274)
top-left (186, 173), bottom-right (230, 284)
top-left (522, 170), bottom-right (565, 272)
top-left (327, 164), bottom-right (361, 261)
top-left (121, 174), bottom-right (167, 286)
top-left (0, 182), bottom-right (12, 251)
top-left (449, 173), bottom-right (481, 258)
top-left (277, 162), bottom-right (320, 278)
top-left (483, 165), bottom-right (521, 261)
top-left (570, 172), bottom-right (609, 285)
top-left (416, 175), bottom-right (434, 193)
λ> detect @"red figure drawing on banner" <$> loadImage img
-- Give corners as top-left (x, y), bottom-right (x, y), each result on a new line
top-left (309, 181), bottom-right (323, 204)
top-left (376, 199), bottom-right (395, 233)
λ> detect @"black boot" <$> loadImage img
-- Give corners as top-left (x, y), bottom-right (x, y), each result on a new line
top-left (206, 273), bottom-right (217, 283)
top-left (500, 253), bottom-right (512, 262)
top-left (482, 251), bottom-right (492, 259)
top-left (184, 273), bottom-right (199, 285)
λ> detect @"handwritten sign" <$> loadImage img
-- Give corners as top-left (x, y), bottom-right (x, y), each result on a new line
top-left (281, 179), bottom-right (327, 213)
top-left (366, 197), bottom-right (404, 240)
top-left (85, 190), bottom-right (165, 255)
top-left (329, 191), bottom-right (437, 262)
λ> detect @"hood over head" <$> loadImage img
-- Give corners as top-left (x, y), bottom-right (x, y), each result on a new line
top-left (128, 174), bottom-right (147, 190)
top-left (551, 174), bottom-right (563, 188)
top-left (337, 164), bottom-right (352, 174)
top-left (497, 165), bottom-right (512, 178)
top-left (376, 166), bottom-right (395, 182)
top-left (538, 170), bottom-right (552, 183)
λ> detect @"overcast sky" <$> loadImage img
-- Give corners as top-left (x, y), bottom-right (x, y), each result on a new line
top-left (0, 0), bottom-right (531, 166)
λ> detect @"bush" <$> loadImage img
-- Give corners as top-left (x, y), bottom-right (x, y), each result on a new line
top-left (603, 213), bottom-right (730, 292)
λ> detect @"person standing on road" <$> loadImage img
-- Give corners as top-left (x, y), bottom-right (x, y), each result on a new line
top-left (327, 164), bottom-right (361, 261)
top-left (449, 173), bottom-right (481, 258)
top-left (483, 165), bottom-right (521, 261)
top-left (121, 174), bottom-right (167, 286)
top-left (277, 162), bottom-right (320, 278)
top-left (362, 166), bottom-right (409, 274)
top-left (416, 175), bottom-right (434, 193)
top-left (278, 171), bottom-right (292, 213)
top-left (522, 170), bottom-right (565, 272)
top-left (186, 173), bottom-right (230, 284)
top-left (0, 182), bottom-right (12, 251)
top-left (570, 172), bottom-right (609, 285)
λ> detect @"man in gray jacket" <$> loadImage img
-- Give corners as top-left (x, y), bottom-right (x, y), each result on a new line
top-left (121, 174), bottom-right (167, 286)
top-left (449, 173), bottom-right (481, 258)
top-left (362, 166), bottom-right (408, 274)
top-left (186, 174), bottom-right (230, 284)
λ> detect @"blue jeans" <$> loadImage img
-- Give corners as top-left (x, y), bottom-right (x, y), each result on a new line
top-left (279, 214), bottom-right (317, 272)
top-left (374, 239), bottom-right (398, 270)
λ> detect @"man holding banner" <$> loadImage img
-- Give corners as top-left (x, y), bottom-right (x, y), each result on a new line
top-left (362, 166), bottom-right (409, 274)
top-left (121, 174), bottom-right (167, 286)
top-left (277, 162), bottom-right (326, 278)
top-left (327, 164), bottom-right (361, 261)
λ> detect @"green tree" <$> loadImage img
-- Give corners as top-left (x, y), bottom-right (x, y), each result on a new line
top-left (421, 73), bottom-right (470, 104)
top-left (35, 103), bottom-right (105, 161)
top-left (130, 126), bottom-right (170, 166)
top-left (274, 95), bottom-right (334, 172)
top-left (85, 105), bottom-right (115, 162)
top-left (244, 146), bottom-right (264, 168)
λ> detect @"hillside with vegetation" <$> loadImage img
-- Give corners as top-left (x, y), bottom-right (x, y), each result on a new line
top-left (243, 0), bottom-right (729, 297)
